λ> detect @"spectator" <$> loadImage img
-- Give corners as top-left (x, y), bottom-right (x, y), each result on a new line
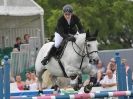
top-left (23, 34), bottom-right (30, 44)
top-left (121, 58), bottom-right (133, 81)
top-left (10, 76), bottom-right (15, 83)
top-left (13, 37), bottom-right (22, 51)
top-left (121, 59), bottom-right (130, 74)
top-left (15, 75), bottom-right (25, 90)
top-left (25, 71), bottom-right (32, 85)
top-left (107, 58), bottom-right (116, 74)
top-left (97, 60), bottom-right (105, 73)
top-left (96, 60), bottom-right (106, 83)
top-left (30, 72), bottom-right (38, 81)
top-left (29, 72), bottom-right (38, 90)
top-left (100, 69), bottom-right (117, 88)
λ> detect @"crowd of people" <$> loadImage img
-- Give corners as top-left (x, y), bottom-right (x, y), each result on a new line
top-left (10, 57), bottom-right (133, 91)
top-left (13, 34), bottom-right (30, 52)
top-left (11, 33), bottom-right (41, 91)
top-left (83, 57), bottom-right (133, 90)
top-left (10, 71), bottom-right (38, 91)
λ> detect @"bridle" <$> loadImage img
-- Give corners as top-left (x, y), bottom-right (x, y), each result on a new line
top-left (72, 40), bottom-right (98, 58)
top-left (72, 40), bottom-right (98, 69)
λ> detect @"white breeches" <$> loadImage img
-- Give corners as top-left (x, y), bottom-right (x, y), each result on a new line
top-left (54, 32), bottom-right (63, 48)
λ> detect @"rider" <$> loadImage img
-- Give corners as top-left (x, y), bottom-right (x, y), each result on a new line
top-left (41, 4), bottom-right (84, 65)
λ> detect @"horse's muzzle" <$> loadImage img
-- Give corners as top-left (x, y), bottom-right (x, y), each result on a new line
top-left (89, 59), bottom-right (99, 65)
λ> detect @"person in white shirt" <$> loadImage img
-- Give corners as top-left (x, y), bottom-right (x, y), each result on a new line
top-left (100, 69), bottom-right (117, 88)
top-left (29, 72), bottom-right (38, 90)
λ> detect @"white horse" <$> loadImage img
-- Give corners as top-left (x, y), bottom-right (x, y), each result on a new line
top-left (35, 32), bottom-right (100, 92)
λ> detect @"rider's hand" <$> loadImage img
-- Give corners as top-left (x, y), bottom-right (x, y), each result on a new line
top-left (68, 36), bottom-right (76, 42)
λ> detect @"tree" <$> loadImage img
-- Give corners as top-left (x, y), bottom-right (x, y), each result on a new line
top-left (35, 0), bottom-right (133, 49)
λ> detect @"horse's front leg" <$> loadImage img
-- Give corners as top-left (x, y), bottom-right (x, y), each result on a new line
top-left (82, 64), bottom-right (98, 93)
top-left (82, 63), bottom-right (97, 77)
top-left (65, 65), bottom-right (81, 77)
top-left (65, 65), bottom-right (82, 90)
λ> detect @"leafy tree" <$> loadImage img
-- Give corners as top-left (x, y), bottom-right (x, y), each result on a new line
top-left (35, 0), bottom-right (133, 50)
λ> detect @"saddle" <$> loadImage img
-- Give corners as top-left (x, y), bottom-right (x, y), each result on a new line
top-left (55, 39), bottom-right (68, 60)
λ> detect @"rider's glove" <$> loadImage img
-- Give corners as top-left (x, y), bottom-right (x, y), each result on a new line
top-left (68, 36), bottom-right (76, 42)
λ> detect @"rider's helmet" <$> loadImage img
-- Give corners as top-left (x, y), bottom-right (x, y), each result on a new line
top-left (63, 4), bottom-right (73, 13)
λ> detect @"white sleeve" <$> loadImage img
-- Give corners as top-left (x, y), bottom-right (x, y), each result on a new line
top-left (100, 76), bottom-right (107, 84)
top-left (112, 74), bottom-right (116, 83)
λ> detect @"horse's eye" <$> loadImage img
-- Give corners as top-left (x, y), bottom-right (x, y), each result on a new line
top-left (87, 44), bottom-right (91, 47)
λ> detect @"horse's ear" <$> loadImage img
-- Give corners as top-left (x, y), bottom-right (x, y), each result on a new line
top-left (86, 29), bottom-right (90, 39)
top-left (93, 29), bottom-right (99, 38)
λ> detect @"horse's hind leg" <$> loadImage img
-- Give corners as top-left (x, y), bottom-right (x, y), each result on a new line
top-left (77, 74), bottom-right (83, 88)
top-left (51, 76), bottom-right (60, 91)
top-left (70, 74), bottom-right (83, 91)
top-left (37, 68), bottom-right (47, 95)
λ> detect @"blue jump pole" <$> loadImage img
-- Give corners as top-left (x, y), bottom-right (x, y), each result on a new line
top-left (127, 68), bottom-right (133, 99)
top-left (0, 66), bottom-right (4, 99)
top-left (121, 63), bottom-right (127, 91)
top-left (3, 55), bottom-right (10, 99)
top-left (127, 68), bottom-right (132, 91)
top-left (115, 52), bottom-right (127, 99)
top-left (0, 55), bottom-right (10, 99)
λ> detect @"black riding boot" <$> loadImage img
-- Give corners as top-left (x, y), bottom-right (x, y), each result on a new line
top-left (41, 46), bottom-right (57, 65)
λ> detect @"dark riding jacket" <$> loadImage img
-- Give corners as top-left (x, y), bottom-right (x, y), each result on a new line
top-left (55, 14), bottom-right (84, 39)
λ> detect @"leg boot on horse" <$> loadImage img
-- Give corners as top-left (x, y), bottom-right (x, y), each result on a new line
top-left (41, 46), bottom-right (57, 66)
top-left (84, 76), bottom-right (97, 93)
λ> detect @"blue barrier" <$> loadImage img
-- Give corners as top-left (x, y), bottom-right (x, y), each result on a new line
top-left (0, 55), bottom-right (10, 99)
top-left (115, 52), bottom-right (133, 99)
top-left (10, 89), bottom-right (54, 97)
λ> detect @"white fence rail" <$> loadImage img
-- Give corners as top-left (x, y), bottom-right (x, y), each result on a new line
top-left (0, 27), bottom-right (41, 48)
top-left (10, 36), bottom-right (41, 77)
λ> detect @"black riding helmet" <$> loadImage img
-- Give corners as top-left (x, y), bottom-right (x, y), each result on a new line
top-left (63, 4), bottom-right (73, 13)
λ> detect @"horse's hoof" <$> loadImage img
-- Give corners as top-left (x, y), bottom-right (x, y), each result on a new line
top-left (84, 86), bottom-right (91, 93)
top-left (73, 84), bottom-right (80, 91)
top-left (38, 90), bottom-right (43, 96)
top-left (51, 85), bottom-right (59, 91)
top-left (84, 82), bottom-right (93, 93)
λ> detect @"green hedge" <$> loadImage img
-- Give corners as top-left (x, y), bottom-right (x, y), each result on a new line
top-left (0, 47), bottom-right (13, 64)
